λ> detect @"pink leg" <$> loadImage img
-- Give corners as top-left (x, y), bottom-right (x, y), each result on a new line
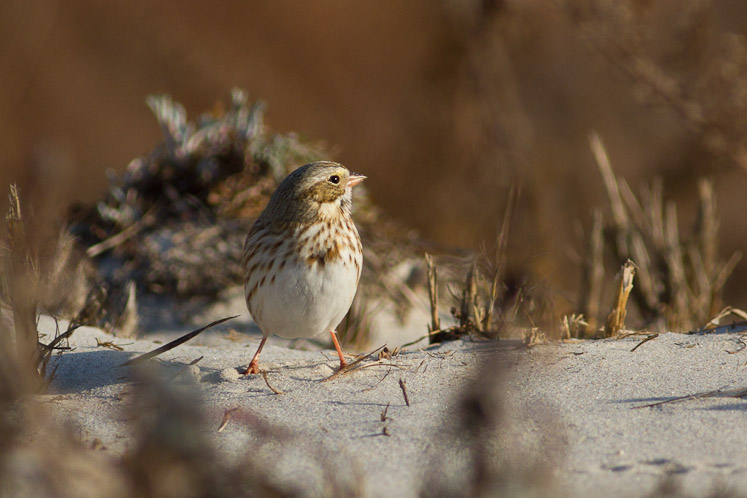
top-left (241, 336), bottom-right (267, 375)
top-left (329, 330), bottom-right (348, 369)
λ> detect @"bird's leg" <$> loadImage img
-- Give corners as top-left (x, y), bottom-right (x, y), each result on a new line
top-left (241, 336), bottom-right (267, 375)
top-left (329, 330), bottom-right (348, 369)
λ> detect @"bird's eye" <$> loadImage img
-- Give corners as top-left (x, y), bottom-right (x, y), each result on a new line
top-left (329, 175), bottom-right (340, 184)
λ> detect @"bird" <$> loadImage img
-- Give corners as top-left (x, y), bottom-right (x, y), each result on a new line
top-left (240, 161), bottom-right (365, 375)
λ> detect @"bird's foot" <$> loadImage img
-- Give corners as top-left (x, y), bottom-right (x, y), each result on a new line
top-left (240, 361), bottom-right (261, 375)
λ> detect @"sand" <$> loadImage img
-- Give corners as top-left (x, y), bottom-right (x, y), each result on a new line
top-left (503, 330), bottom-right (747, 497)
top-left (34, 311), bottom-right (747, 497)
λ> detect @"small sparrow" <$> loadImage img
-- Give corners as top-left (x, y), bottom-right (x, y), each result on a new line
top-left (241, 161), bottom-right (365, 374)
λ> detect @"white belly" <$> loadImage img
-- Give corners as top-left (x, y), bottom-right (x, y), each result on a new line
top-left (246, 258), bottom-right (359, 339)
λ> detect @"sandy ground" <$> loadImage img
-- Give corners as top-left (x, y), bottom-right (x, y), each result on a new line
top-left (504, 330), bottom-right (747, 497)
top-left (35, 311), bottom-right (747, 497)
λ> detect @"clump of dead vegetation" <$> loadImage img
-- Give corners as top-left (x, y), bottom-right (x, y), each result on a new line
top-left (409, 184), bottom-right (544, 346)
top-left (555, 0), bottom-right (747, 339)
top-left (71, 89), bottom-right (326, 301)
top-left (0, 186), bottom-right (115, 496)
top-left (568, 134), bottom-right (741, 338)
top-left (0, 185), bottom-right (89, 395)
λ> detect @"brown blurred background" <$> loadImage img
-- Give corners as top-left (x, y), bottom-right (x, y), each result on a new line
top-left (2, 0), bottom-right (747, 311)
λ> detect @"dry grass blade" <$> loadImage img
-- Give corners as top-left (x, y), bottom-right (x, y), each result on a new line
top-left (400, 328), bottom-right (451, 349)
top-left (420, 184), bottom-right (520, 342)
top-left (377, 346), bottom-right (399, 361)
top-left (425, 252), bottom-right (440, 336)
top-left (696, 179), bottom-right (717, 281)
top-left (322, 345), bottom-right (385, 382)
top-left (590, 132), bottom-right (628, 243)
top-left (120, 315), bottom-right (238, 367)
top-left (634, 385), bottom-right (747, 409)
top-left (582, 133), bottom-right (740, 334)
top-left (260, 371), bottom-right (285, 395)
top-left (113, 280), bottom-right (139, 338)
top-left (40, 227), bottom-right (91, 315)
top-left (621, 180), bottom-right (658, 310)
top-left (217, 407), bottom-right (240, 432)
top-left (96, 337), bottom-right (124, 351)
top-left (604, 260), bottom-right (636, 337)
top-left (560, 314), bottom-right (588, 340)
top-left (694, 306), bottom-right (747, 333)
top-left (4, 184), bottom-right (39, 366)
top-left (37, 322), bottom-right (81, 385)
top-left (711, 251), bottom-right (742, 306)
top-left (634, 393), bottom-right (712, 409)
top-left (2, 186), bottom-right (100, 394)
top-left (472, 280), bottom-right (489, 335)
top-left (0, 184), bottom-right (69, 392)
top-left (579, 210), bottom-right (604, 337)
top-left (484, 182), bottom-right (518, 333)
top-left (663, 203), bottom-right (690, 329)
top-left (523, 327), bottom-right (547, 346)
top-left (463, 259), bottom-right (479, 331)
top-left (399, 378), bottom-right (410, 407)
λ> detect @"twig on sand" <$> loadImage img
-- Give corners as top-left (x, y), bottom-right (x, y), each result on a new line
top-left (322, 345), bottom-right (386, 382)
top-left (96, 338), bottom-right (125, 351)
top-left (381, 403), bottom-right (390, 421)
top-left (630, 333), bottom-right (659, 352)
top-left (261, 370), bottom-right (285, 395)
top-left (120, 315), bottom-right (238, 367)
top-left (399, 378), bottom-right (410, 407)
top-left (634, 385), bottom-right (747, 409)
top-left (361, 368), bottom-right (394, 393)
top-left (217, 407), bottom-right (240, 432)
top-left (727, 336), bottom-right (746, 354)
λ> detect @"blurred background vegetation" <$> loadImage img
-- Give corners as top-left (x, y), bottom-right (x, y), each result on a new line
top-left (3, 0), bottom-right (747, 317)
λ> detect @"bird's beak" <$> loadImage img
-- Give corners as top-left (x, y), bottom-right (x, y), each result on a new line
top-left (347, 174), bottom-right (366, 187)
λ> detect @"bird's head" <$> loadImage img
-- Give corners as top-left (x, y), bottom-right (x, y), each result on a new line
top-left (263, 161), bottom-right (366, 224)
